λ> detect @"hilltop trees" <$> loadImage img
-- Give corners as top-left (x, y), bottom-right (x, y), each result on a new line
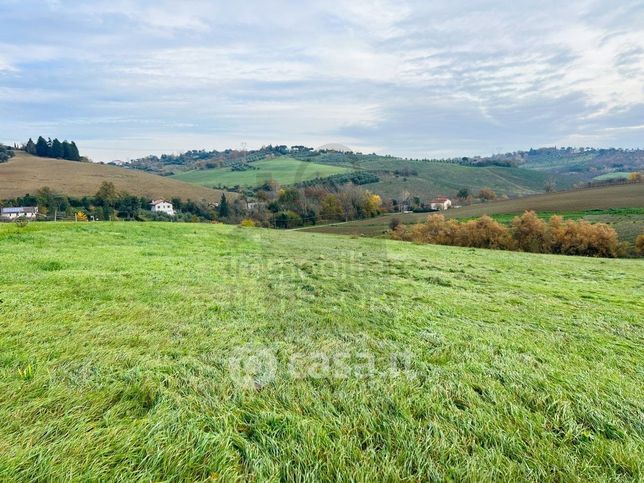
top-left (36, 136), bottom-right (49, 157)
top-left (50, 138), bottom-right (64, 159)
top-left (64, 141), bottom-right (81, 161)
top-left (25, 138), bottom-right (37, 155)
top-left (29, 136), bottom-right (81, 161)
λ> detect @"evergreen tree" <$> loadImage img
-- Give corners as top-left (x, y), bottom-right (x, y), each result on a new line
top-left (36, 136), bottom-right (49, 157)
top-left (51, 138), bottom-right (64, 158)
top-left (25, 138), bottom-right (37, 155)
top-left (69, 141), bottom-right (81, 161)
top-left (218, 193), bottom-right (230, 218)
top-left (62, 141), bottom-right (72, 160)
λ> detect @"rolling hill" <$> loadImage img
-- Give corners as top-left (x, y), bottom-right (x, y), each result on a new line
top-left (476, 147), bottom-right (644, 184)
top-left (171, 156), bottom-right (352, 189)
top-left (168, 151), bottom-right (557, 199)
top-left (0, 151), bottom-right (235, 202)
top-left (304, 153), bottom-right (561, 198)
top-left (122, 145), bottom-right (644, 203)
top-left (302, 182), bottom-right (644, 239)
top-left (1, 222), bottom-right (642, 480)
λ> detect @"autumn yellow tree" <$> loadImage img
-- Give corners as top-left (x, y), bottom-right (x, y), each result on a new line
top-left (320, 194), bottom-right (344, 221)
top-left (364, 193), bottom-right (383, 217)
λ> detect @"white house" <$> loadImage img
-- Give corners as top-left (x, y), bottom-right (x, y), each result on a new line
top-left (430, 197), bottom-right (452, 211)
top-left (150, 200), bottom-right (175, 216)
top-left (0, 206), bottom-right (39, 220)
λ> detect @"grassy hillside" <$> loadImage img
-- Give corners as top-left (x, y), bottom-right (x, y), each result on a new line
top-left (160, 150), bottom-right (558, 199)
top-left (369, 164), bottom-right (551, 199)
top-left (304, 183), bottom-right (644, 238)
top-left (0, 152), bottom-right (234, 202)
top-left (476, 148), bottom-right (644, 183)
top-left (171, 156), bottom-right (351, 188)
top-left (305, 154), bottom-right (557, 198)
top-left (1, 222), bottom-right (642, 480)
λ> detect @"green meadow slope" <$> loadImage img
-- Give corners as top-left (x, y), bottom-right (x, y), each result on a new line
top-left (0, 222), bottom-right (642, 480)
top-left (0, 152), bottom-right (234, 203)
top-left (307, 154), bottom-right (558, 197)
top-left (171, 156), bottom-right (351, 188)
top-left (166, 152), bottom-right (555, 198)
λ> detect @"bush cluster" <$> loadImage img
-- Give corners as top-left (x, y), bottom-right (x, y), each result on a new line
top-left (0, 144), bottom-right (14, 163)
top-left (391, 211), bottom-right (621, 257)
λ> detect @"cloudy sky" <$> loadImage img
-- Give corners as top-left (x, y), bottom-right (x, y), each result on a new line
top-left (1, 0), bottom-right (643, 162)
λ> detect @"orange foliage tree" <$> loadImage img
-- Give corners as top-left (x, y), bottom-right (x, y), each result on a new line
top-left (391, 211), bottom-right (620, 257)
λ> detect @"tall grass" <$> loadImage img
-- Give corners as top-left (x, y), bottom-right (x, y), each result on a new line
top-left (0, 222), bottom-right (642, 480)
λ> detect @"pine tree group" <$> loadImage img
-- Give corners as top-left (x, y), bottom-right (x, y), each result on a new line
top-left (27, 136), bottom-right (81, 161)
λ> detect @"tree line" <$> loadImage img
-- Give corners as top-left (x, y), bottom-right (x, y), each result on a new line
top-left (23, 136), bottom-right (81, 161)
top-left (2, 176), bottom-right (385, 227)
top-left (2, 182), bottom-right (223, 222)
top-left (238, 183), bottom-right (383, 229)
top-left (390, 211), bottom-right (630, 258)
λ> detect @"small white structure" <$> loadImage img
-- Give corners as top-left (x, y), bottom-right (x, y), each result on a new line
top-left (430, 197), bottom-right (452, 211)
top-left (1, 206), bottom-right (39, 220)
top-left (150, 199), bottom-right (175, 216)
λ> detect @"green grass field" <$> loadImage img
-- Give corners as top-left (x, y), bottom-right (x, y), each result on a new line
top-left (171, 157), bottom-right (351, 188)
top-left (307, 154), bottom-right (559, 197)
top-left (1, 222), bottom-right (642, 480)
top-left (369, 164), bottom-right (552, 199)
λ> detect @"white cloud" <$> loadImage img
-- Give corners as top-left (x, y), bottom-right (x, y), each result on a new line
top-left (1, 0), bottom-right (644, 160)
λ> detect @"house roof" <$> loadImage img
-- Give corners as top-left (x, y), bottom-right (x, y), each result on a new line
top-left (150, 200), bottom-right (170, 206)
top-left (430, 197), bottom-right (450, 203)
top-left (1, 206), bottom-right (38, 214)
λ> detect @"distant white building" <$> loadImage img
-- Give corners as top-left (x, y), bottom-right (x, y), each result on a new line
top-left (150, 200), bottom-right (175, 216)
top-left (1, 206), bottom-right (38, 220)
top-left (430, 197), bottom-right (452, 211)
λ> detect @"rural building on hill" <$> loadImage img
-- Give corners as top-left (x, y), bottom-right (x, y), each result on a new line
top-left (150, 200), bottom-right (175, 216)
top-left (430, 196), bottom-right (452, 210)
top-left (1, 206), bottom-right (39, 220)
